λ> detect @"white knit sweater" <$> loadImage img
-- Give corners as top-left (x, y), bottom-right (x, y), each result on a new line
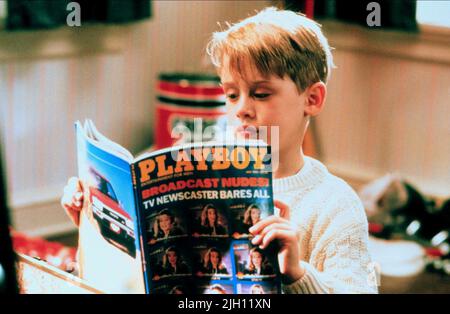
top-left (274, 156), bottom-right (378, 294)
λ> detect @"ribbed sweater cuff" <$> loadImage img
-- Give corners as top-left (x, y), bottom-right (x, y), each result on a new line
top-left (281, 262), bottom-right (329, 294)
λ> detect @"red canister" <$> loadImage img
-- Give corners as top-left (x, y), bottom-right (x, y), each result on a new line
top-left (155, 73), bottom-right (226, 149)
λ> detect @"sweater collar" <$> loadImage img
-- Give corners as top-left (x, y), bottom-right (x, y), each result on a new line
top-left (273, 156), bottom-right (328, 194)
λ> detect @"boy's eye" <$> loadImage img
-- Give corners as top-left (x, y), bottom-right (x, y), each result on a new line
top-left (226, 94), bottom-right (238, 100)
top-left (253, 93), bottom-right (271, 99)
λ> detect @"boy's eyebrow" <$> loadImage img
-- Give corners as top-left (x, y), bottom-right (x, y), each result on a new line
top-left (220, 80), bottom-right (272, 87)
top-left (219, 82), bottom-right (232, 87)
top-left (250, 80), bottom-right (271, 85)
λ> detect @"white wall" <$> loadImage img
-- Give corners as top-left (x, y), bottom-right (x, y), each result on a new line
top-left (318, 21), bottom-right (450, 198)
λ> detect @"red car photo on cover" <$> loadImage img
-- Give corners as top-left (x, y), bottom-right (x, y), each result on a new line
top-left (88, 168), bottom-right (136, 258)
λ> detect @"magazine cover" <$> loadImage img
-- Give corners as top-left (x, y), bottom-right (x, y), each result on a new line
top-left (75, 119), bottom-right (281, 294)
top-left (133, 142), bottom-right (281, 294)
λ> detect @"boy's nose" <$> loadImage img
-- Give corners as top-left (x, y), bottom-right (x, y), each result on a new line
top-left (235, 97), bottom-right (255, 121)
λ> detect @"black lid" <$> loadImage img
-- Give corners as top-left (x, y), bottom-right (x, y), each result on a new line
top-left (158, 73), bottom-right (220, 84)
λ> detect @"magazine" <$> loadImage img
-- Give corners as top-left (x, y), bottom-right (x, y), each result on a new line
top-left (75, 119), bottom-right (281, 294)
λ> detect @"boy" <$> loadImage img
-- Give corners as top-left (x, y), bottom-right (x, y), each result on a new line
top-left (62, 7), bottom-right (377, 293)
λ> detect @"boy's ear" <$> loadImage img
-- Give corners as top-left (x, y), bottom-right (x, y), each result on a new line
top-left (303, 82), bottom-right (326, 117)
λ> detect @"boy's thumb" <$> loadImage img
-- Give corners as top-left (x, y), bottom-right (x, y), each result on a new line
top-left (274, 200), bottom-right (290, 220)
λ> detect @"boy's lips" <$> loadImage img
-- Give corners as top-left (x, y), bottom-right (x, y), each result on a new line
top-left (235, 125), bottom-right (259, 139)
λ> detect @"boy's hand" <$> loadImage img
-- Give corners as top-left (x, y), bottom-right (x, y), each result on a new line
top-left (61, 177), bottom-right (84, 227)
top-left (249, 200), bottom-right (305, 284)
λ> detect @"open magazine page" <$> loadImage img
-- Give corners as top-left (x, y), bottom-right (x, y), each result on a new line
top-left (75, 121), bottom-right (145, 293)
top-left (85, 119), bottom-right (134, 162)
top-left (132, 141), bottom-right (281, 294)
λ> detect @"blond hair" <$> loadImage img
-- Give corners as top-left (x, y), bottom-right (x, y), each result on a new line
top-left (206, 7), bottom-right (335, 91)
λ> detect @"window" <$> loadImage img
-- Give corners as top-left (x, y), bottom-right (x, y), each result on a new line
top-left (105, 181), bottom-right (118, 203)
top-left (416, 0), bottom-right (450, 28)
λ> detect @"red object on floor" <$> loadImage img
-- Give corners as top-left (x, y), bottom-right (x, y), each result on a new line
top-left (10, 229), bottom-right (77, 271)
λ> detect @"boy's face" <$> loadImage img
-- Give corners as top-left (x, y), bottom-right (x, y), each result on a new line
top-left (220, 57), bottom-right (308, 155)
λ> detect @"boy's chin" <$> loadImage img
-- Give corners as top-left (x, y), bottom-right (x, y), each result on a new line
top-left (235, 133), bottom-right (270, 145)
top-left (235, 132), bottom-right (259, 140)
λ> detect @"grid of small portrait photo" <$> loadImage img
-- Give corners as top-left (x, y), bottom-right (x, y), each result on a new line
top-left (190, 203), bottom-right (229, 238)
top-left (148, 241), bottom-right (192, 285)
top-left (151, 277), bottom-right (193, 294)
top-left (229, 202), bottom-right (270, 240)
top-left (196, 280), bottom-right (235, 294)
top-left (232, 241), bottom-right (279, 289)
top-left (192, 243), bottom-right (233, 280)
top-left (146, 208), bottom-right (189, 245)
top-left (236, 282), bottom-right (279, 294)
top-left (144, 198), bottom-right (280, 293)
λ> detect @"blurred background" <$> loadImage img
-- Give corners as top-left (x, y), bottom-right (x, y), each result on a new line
top-left (0, 0), bottom-right (449, 293)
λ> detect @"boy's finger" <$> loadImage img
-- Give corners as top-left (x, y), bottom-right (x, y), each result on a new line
top-left (76, 178), bottom-right (84, 192)
top-left (63, 184), bottom-right (76, 196)
top-left (260, 229), bottom-right (293, 249)
top-left (71, 195), bottom-right (83, 208)
top-left (260, 229), bottom-right (280, 249)
top-left (67, 177), bottom-right (79, 188)
top-left (274, 207), bottom-right (280, 217)
top-left (62, 202), bottom-right (80, 219)
top-left (251, 223), bottom-right (290, 245)
top-left (61, 193), bottom-right (74, 208)
top-left (274, 200), bottom-right (290, 220)
top-left (251, 234), bottom-right (262, 245)
top-left (249, 215), bottom-right (285, 235)
top-left (75, 191), bottom-right (83, 200)
top-left (66, 204), bottom-right (82, 213)
top-left (67, 177), bottom-right (84, 193)
top-left (66, 208), bottom-right (81, 227)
